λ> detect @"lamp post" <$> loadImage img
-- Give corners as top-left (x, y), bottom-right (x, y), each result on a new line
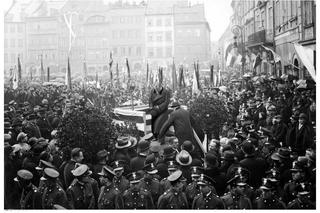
top-left (231, 24), bottom-right (245, 87)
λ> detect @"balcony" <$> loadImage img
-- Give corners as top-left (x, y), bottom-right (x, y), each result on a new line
top-left (247, 30), bottom-right (266, 47)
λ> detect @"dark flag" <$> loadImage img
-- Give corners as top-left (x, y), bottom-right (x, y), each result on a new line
top-left (40, 55), bottom-right (44, 81)
top-left (172, 58), bottom-right (177, 91)
top-left (210, 65), bottom-right (214, 84)
top-left (17, 55), bottom-right (22, 81)
top-left (47, 67), bottom-right (50, 82)
top-left (109, 52), bottom-right (113, 82)
top-left (116, 63), bottom-right (119, 85)
top-left (253, 54), bottom-right (262, 69)
top-left (126, 58), bottom-right (130, 80)
top-left (158, 67), bottom-right (163, 86)
top-left (194, 61), bottom-right (201, 90)
top-left (83, 59), bottom-right (88, 82)
top-left (66, 57), bottom-right (72, 90)
top-left (178, 65), bottom-right (186, 88)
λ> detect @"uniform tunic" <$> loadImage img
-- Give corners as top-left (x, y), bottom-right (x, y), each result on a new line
top-left (66, 179), bottom-right (96, 209)
top-left (41, 182), bottom-right (69, 209)
top-left (122, 188), bottom-right (155, 209)
top-left (97, 185), bottom-right (123, 209)
top-left (157, 188), bottom-right (188, 209)
top-left (192, 191), bottom-right (225, 209)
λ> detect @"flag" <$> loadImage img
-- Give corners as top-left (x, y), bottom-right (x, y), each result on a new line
top-left (95, 71), bottom-right (100, 88)
top-left (47, 67), bottom-right (50, 82)
top-left (146, 62), bottom-right (149, 86)
top-left (30, 68), bottom-right (33, 81)
top-left (126, 58), bottom-right (130, 80)
top-left (109, 52), bottom-right (113, 82)
top-left (253, 54), bottom-right (262, 69)
top-left (116, 63), bottom-right (119, 85)
top-left (178, 65), bottom-right (186, 88)
top-left (40, 55), bottom-right (44, 81)
top-left (210, 65), bottom-right (214, 84)
top-left (12, 66), bottom-right (18, 90)
top-left (171, 58), bottom-right (177, 91)
top-left (66, 57), bottom-right (72, 90)
top-left (293, 43), bottom-right (316, 81)
top-left (83, 59), bottom-right (87, 83)
top-left (158, 67), bottom-right (163, 85)
top-left (192, 65), bottom-right (200, 95)
top-left (194, 61), bottom-right (201, 90)
top-left (261, 45), bottom-right (281, 63)
top-left (17, 55), bottom-right (21, 81)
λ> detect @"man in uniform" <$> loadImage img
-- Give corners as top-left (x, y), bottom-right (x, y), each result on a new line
top-left (92, 149), bottom-right (108, 185)
top-left (254, 178), bottom-right (286, 209)
top-left (66, 164), bottom-right (96, 209)
top-left (111, 160), bottom-right (130, 194)
top-left (157, 170), bottom-right (188, 209)
top-left (14, 169), bottom-right (42, 209)
top-left (221, 172), bottom-right (252, 209)
top-left (287, 182), bottom-right (315, 209)
top-left (140, 163), bottom-right (161, 202)
top-left (192, 174), bottom-right (225, 209)
top-left (97, 165), bottom-right (124, 209)
top-left (41, 168), bottom-right (69, 209)
top-left (122, 172), bottom-right (155, 209)
top-left (185, 166), bottom-right (203, 204)
top-left (130, 140), bottom-right (150, 172)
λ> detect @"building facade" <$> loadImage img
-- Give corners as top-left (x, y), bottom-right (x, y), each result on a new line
top-left (228, 0), bottom-right (316, 80)
top-left (4, 0), bottom-right (211, 79)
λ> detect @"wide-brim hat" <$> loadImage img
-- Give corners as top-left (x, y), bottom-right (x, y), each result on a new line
top-left (115, 136), bottom-right (133, 149)
top-left (96, 149), bottom-right (108, 159)
top-left (176, 150), bottom-right (192, 166)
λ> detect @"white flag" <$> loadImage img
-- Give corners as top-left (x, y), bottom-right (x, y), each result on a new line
top-left (293, 43), bottom-right (315, 81)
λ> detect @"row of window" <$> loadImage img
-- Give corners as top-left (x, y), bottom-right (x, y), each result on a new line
top-left (112, 29), bottom-right (143, 39)
top-left (112, 46), bottom-right (142, 57)
top-left (28, 51), bottom-right (56, 61)
top-left (147, 47), bottom-right (172, 58)
top-left (111, 15), bottom-right (143, 24)
top-left (274, 0), bottom-right (299, 29)
top-left (4, 23), bottom-right (24, 34)
top-left (147, 17), bottom-right (172, 27)
top-left (28, 37), bottom-right (57, 46)
top-left (176, 29), bottom-right (201, 37)
top-left (4, 38), bottom-right (23, 48)
top-left (147, 31), bottom-right (172, 42)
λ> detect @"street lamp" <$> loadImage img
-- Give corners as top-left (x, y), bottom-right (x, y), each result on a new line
top-left (231, 24), bottom-right (245, 86)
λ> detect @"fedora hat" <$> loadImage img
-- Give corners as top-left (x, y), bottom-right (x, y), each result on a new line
top-left (163, 145), bottom-right (177, 159)
top-left (115, 136), bottom-right (133, 149)
top-left (137, 140), bottom-right (150, 153)
top-left (176, 150), bottom-right (192, 166)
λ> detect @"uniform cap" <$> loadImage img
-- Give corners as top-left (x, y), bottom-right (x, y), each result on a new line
top-left (127, 172), bottom-right (142, 184)
top-left (111, 160), bottom-right (124, 171)
top-left (71, 164), bottom-right (91, 177)
top-left (44, 168), bottom-right (59, 179)
top-left (144, 163), bottom-right (158, 174)
top-left (98, 165), bottom-right (115, 177)
top-left (167, 160), bottom-right (179, 171)
top-left (14, 169), bottom-right (33, 181)
top-left (190, 166), bottom-right (204, 177)
top-left (197, 174), bottom-right (215, 185)
top-left (96, 149), bottom-right (108, 159)
top-left (36, 160), bottom-right (55, 171)
top-left (167, 169), bottom-right (182, 182)
top-left (221, 150), bottom-right (236, 161)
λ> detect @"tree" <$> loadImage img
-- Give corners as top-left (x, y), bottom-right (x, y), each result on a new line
top-left (189, 95), bottom-right (228, 139)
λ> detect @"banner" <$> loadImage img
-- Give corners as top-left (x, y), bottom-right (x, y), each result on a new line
top-left (172, 59), bottom-right (177, 91)
top-left (66, 57), bottom-right (72, 90)
top-left (17, 55), bottom-right (22, 81)
top-left (262, 45), bottom-right (281, 63)
top-left (293, 43), bottom-right (316, 81)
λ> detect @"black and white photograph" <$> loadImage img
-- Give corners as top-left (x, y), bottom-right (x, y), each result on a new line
top-left (3, 0), bottom-right (317, 209)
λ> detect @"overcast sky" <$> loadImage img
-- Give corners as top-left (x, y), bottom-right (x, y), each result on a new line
top-left (3, 0), bottom-right (233, 42)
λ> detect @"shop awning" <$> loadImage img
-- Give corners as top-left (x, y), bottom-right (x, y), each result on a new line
top-left (294, 43), bottom-right (316, 81)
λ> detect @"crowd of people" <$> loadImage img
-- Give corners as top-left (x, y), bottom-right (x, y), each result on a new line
top-left (4, 74), bottom-right (316, 209)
